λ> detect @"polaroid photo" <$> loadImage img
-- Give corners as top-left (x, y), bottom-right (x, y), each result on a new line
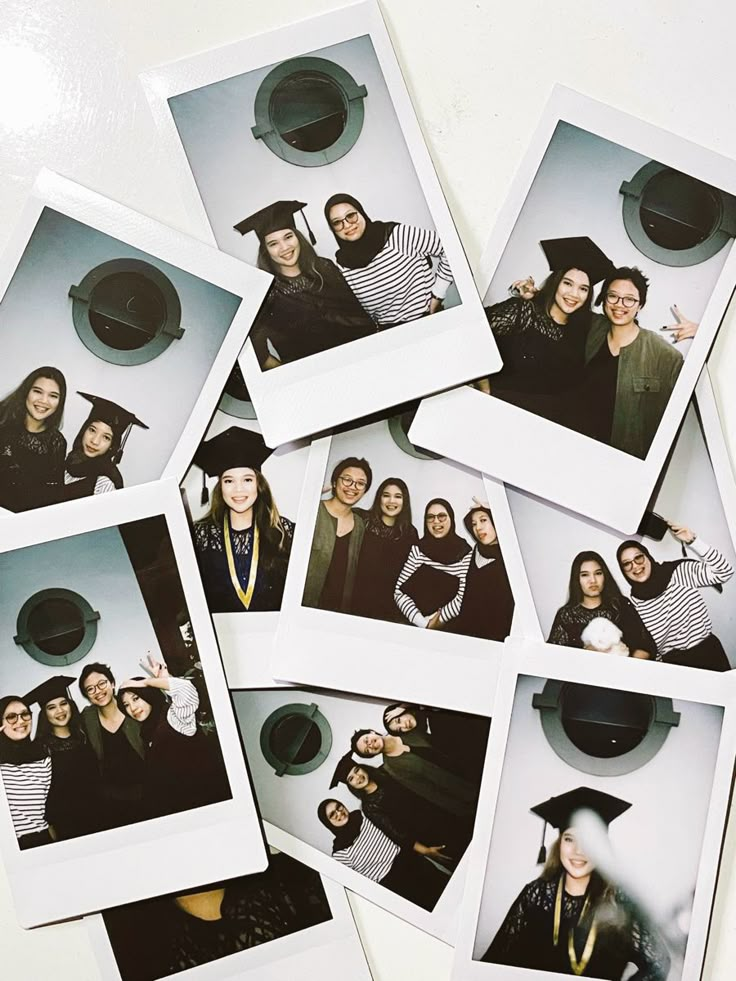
top-left (180, 383), bottom-right (310, 688)
top-left (0, 481), bottom-right (266, 927)
top-left (87, 836), bottom-right (371, 981)
top-left (232, 685), bottom-right (492, 945)
top-left (409, 85), bottom-right (736, 533)
top-left (452, 638), bottom-right (736, 981)
top-left (506, 371), bottom-right (736, 674)
top-left (140, 0), bottom-right (499, 447)
top-left (0, 170), bottom-right (271, 518)
top-left (270, 408), bottom-right (537, 715)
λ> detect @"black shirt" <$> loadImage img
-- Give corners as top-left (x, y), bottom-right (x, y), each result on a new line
top-left (100, 723), bottom-right (145, 797)
top-left (578, 338), bottom-right (619, 443)
top-left (319, 529), bottom-right (352, 612)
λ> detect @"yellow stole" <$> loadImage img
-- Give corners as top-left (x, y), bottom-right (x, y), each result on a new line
top-left (553, 875), bottom-right (598, 976)
top-left (223, 511), bottom-right (259, 610)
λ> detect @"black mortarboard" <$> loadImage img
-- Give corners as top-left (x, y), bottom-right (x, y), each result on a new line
top-left (24, 675), bottom-right (77, 708)
top-left (329, 753), bottom-right (357, 789)
top-left (531, 787), bottom-right (631, 864)
top-left (540, 237), bottom-right (615, 286)
top-left (194, 427), bottom-right (273, 506)
top-left (77, 392), bottom-right (148, 464)
top-left (234, 200), bottom-right (316, 245)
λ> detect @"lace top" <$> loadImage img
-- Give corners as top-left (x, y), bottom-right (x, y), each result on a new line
top-left (0, 423), bottom-right (66, 511)
top-left (548, 600), bottom-right (651, 654)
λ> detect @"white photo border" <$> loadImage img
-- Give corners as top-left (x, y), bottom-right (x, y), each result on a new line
top-left (0, 480), bottom-right (267, 927)
top-left (451, 637), bottom-right (736, 981)
top-left (409, 85), bottom-right (736, 533)
top-left (140, 0), bottom-right (500, 447)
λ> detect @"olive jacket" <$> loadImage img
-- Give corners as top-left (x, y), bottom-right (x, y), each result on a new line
top-left (302, 502), bottom-right (365, 612)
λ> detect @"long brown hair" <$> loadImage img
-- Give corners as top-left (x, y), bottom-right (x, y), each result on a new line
top-left (534, 268), bottom-right (593, 328)
top-left (0, 366), bottom-right (67, 431)
top-left (257, 229), bottom-right (325, 289)
top-left (541, 834), bottom-right (619, 912)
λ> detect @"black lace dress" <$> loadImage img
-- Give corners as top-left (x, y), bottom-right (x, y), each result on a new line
top-left (482, 876), bottom-right (671, 979)
top-left (192, 516), bottom-right (295, 613)
top-left (42, 732), bottom-right (102, 839)
top-left (0, 423), bottom-right (66, 511)
top-left (547, 600), bottom-right (652, 654)
top-left (351, 514), bottom-right (418, 621)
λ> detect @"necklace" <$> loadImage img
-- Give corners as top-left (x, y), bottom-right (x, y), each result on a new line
top-left (224, 511), bottom-right (260, 609)
top-left (553, 875), bottom-right (598, 975)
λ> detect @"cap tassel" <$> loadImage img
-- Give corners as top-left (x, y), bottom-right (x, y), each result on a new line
top-left (113, 424), bottom-right (133, 465)
top-left (536, 820), bottom-right (548, 864)
top-left (200, 470), bottom-right (209, 507)
top-left (300, 208), bottom-right (317, 246)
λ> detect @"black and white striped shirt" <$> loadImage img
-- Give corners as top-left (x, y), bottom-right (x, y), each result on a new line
top-left (0, 756), bottom-right (52, 838)
top-left (333, 817), bottom-right (399, 882)
top-left (338, 224), bottom-right (453, 326)
top-left (395, 546), bottom-right (472, 627)
top-left (165, 677), bottom-right (199, 737)
top-left (628, 541), bottom-right (733, 658)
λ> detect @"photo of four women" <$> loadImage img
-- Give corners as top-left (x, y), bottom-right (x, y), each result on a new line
top-left (548, 519), bottom-right (733, 671)
top-left (0, 656), bottom-right (230, 850)
top-left (478, 235), bottom-right (695, 459)
top-left (234, 195), bottom-right (454, 370)
top-left (302, 453), bottom-right (515, 641)
top-left (0, 366), bottom-right (147, 513)
top-left (317, 702), bottom-right (489, 911)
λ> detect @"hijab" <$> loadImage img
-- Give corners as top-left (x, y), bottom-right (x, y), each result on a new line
top-left (463, 506), bottom-right (503, 562)
top-left (616, 540), bottom-right (692, 601)
top-left (0, 696), bottom-right (46, 765)
top-left (65, 412), bottom-right (124, 489)
top-left (420, 499), bottom-right (472, 565)
top-left (317, 799), bottom-right (364, 852)
top-left (324, 194), bottom-right (397, 270)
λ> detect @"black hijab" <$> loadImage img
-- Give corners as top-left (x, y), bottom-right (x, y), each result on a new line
top-left (0, 696), bottom-right (46, 765)
top-left (317, 799), bottom-right (364, 852)
top-left (420, 499), bottom-right (472, 565)
top-left (463, 506), bottom-right (503, 561)
top-left (324, 194), bottom-right (397, 270)
top-left (616, 540), bottom-right (691, 600)
top-left (117, 681), bottom-right (166, 745)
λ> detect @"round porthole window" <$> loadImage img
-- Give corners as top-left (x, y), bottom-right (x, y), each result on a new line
top-left (260, 703), bottom-right (332, 777)
top-left (620, 162), bottom-right (736, 267)
top-left (533, 680), bottom-right (680, 776)
top-left (14, 588), bottom-right (100, 667)
top-left (218, 363), bottom-right (256, 420)
top-left (252, 57), bottom-right (367, 167)
top-left (69, 258), bottom-right (184, 365)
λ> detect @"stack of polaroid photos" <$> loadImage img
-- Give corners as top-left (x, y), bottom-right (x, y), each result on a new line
top-left (1, 3), bottom-right (735, 980)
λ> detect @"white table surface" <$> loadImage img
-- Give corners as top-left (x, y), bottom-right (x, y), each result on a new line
top-left (1, 1), bottom-right (735, 978)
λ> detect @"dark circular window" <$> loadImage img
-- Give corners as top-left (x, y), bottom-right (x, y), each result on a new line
top-left (260, 703), bottom-right (332, 777)
top-left (533, 679), bottom-right (680, 776)
top-left (252, 57), bottom-right (367, 168)
top-left (620, 162), bottom-right (736, 267)
top-left (70, 259), bottom-right (184, 365)
top-left (218, 363), bottom-right (255, 419)
top-left (388, 407), bottom-right (444, 461)
top-left (14, 588), bottom-right (100, 667)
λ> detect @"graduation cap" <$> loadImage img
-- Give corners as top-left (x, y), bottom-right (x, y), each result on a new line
top-left (540, 237), bottom-right (615, 287)
top-left (77, 392), bottom-right (148, 464)
top-left (194, 426), bottom-right (273, 507)
top-left (24, 675), bottom-right (77, 709)
top-left (532, 787), bottom-right (631, 864)
top-left (329, 753), bottom-right (357, 789)
top-left (234, 200), bottom-right (316, 245)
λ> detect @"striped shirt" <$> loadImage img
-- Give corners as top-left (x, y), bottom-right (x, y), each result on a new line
top-left (338, 224), bottom-right (453, 326)
top-left (64, 472), bottom-right (116, 494)
top-left (0, 757), bottom-right (52, 838)
top-left (628, 541), bottom-right (733, 658)
top-left (165, 677), bottom-right (199, 737)
top-left (395, 546), bottom-right (472, 627)
top-left (333, 817), bottom-right (399, 882)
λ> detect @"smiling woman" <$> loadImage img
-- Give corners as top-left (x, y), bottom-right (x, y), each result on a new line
top-left (0, 694), bottom-right (54, 849)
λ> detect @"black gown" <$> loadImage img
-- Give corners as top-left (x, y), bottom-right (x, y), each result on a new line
top-left (482, 877), bottom-right (671, 980)
top-left (351, 515), bottom-right (418, 621)
top-left (0, 422), bottom-right (66, 511)
top-left (454, 547), bottom-right (515, 641)
top-left (42, 733), bottom-right (102, 839)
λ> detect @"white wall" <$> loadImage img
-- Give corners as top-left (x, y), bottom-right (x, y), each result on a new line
top-left (168, 34), bottom-right (458, 307)
top-left (233, 687), bottom-right (391, 854)
top-left (0, 208), bottom-right (242, 486)
top-left (507, 405), bottom-right (736, 661)
top-left (484, 122), bottom-right (731, 343)
top-left (472, 673), bottom-right (724, 977)
top-left (0, 526), bottom-right (163, 719)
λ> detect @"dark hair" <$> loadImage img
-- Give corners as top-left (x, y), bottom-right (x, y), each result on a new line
top-left (463, 506), bottom-right (496, 541)
top-left (368, 477), bottom-right (413, 534)
top-left (330, 457), bottom-right (373, 493)
top-left (345, 764), bottom-right (382, 800)
top-left (34, 692), bottom-right (84, 745)
top-left (79, 662), bottom-right (115, 698)
top-left (541, 834), bottom-right (618, 910)
top-left (533, 268), bottom-right (593, 328)
top-left (72, 413), bottom-right (122, 463)
top-left (566, 551), bottom-right (625, 607)
top-left (350, 728), bottom-right (381, 758)
top-left (0, 366), bottom-right (67, 431)
top-left (257, 229), bottom-right (325, 289)
top-left (596, 266), bottom-right (649, 309)
top-left (117, 682), bottom-right (166, 743)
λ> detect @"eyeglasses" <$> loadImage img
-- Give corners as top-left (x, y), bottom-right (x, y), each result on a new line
top-left (84, 679), bottom-right (111, 696)
top-left (329, 210), bottom-right (360, 231)
top-left (620, 553), bottom-right (647, 573)
top-left (427, 513), bottom-right (449, 523)
top-left (605, 291), bottom-right (639, 309)
top-left (338, 475), bottom-right (367, 490)
top-left (3, 711), bottom-right (31, 724)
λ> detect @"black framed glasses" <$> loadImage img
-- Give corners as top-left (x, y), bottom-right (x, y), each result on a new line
top-left (3, 711), bottom-right (31, 724)
top-left (605, 291), bottom-right (639, 309)
top-left (329, 210), bottom-right (360, 230)
top-left (621, 553), bottom-right (647, 573)
top-left (338, 475), bottom-right (367, 490)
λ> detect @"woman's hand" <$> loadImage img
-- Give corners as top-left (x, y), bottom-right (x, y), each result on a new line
top-left (660, 306), bottom-right (699, 343)
top-left (142, 654), bottom-right (170, 680)
top-left (428, 296), bottom-right (443, 315)
top-left (120, 677), bottom-right (147, 690)
top-left (668, 522), bottom-right (696, 545)
top-left (427, 611), bottom-right (442, 630)
top-left (414, 842), bottom-right (452, 862)
top-left (472, 495), bottom-right (490, 509)
top-left (263, 354), bottom-right (282, 370)
top-left (510, 276), bottom-right (537, 300)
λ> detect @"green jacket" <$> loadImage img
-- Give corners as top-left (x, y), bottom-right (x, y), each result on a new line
top-left (585, 314), bottom-right (683, 459)
top-left (302, 501), bottom-right (365, 612)
top-left (81, 704), bottom-right (145, 766)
